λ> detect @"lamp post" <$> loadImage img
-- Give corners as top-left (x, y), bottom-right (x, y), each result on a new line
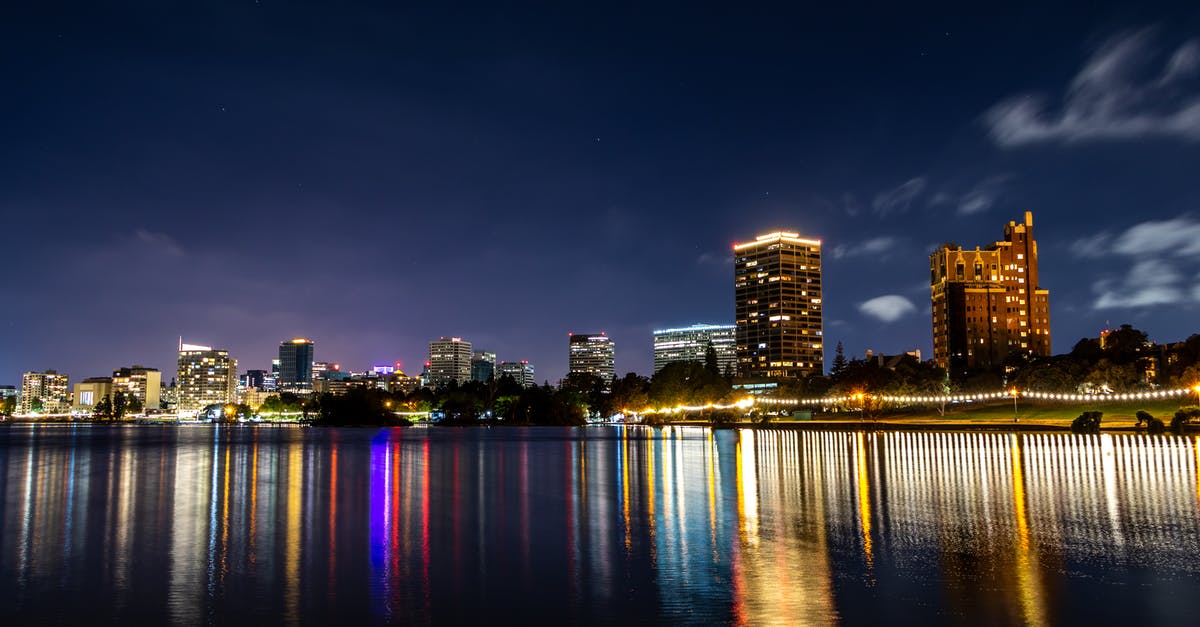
top-left (854, 392), bottom-right (865, 423)
top-left (1010, 388), bottom-right (1019, 423)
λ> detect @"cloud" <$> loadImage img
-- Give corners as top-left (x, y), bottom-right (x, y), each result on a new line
top-left (872, 177), bottom-right (926, 216)
top-left (1094, 259), bottom-right (1188, 308)
top-left (1070, 231), bottom-right (1113, 258)
top-left (134, 229), bottom-right (185, 256)
top-left (957, 175), bottom-right (1011, 215)
top-left (985, 29), bottom-right (1200, 147)
top-left (1110, 216), bottom-right (1200, 257)
top-left (858, 295), bottom-right (917, 323)
top-left (832, 236), bottom-right (901, 259)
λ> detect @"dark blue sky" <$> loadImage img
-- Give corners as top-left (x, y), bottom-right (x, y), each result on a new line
top-left (4, 2), bottom-right (1200, 385)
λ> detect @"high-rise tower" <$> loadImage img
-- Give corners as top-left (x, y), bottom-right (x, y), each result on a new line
top-left (733, 231), bottom-right (824, 379)
top-left (930, 211), bottom-right (1051, 375)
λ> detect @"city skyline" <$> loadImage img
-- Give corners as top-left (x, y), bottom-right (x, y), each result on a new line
top-left (5, 4), bottom-right (1200, 384)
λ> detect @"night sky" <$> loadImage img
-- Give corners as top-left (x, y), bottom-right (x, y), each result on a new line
top-left (5, 2), bottom-right (1200, 385)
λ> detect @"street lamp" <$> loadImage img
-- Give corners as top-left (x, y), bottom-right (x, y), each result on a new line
top-left (1010, 388), bottom-right (1019, 423)
top-left (853, 392), bottom-right (865, 422)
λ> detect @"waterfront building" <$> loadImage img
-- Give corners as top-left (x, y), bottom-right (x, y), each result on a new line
top-left (428, 337), bottom-right (472, 387)
top-left (176, 343), bottom-right (237, 413)
top-left (239, 386), bottom-right (271, 411)
top-left (72, 377), bottom-right (113, 412)
top-left (111, 365), bottom-right (161, 410)
top-left (930, 211), bottom-right (1051, 374)
top-left (471, 351), bottom-right (497, 382)
top-left (734, 231), bottom-right (824, 379)
top-left (652, 324), bottom-right (737, 374)
top-left (568, 333), bottom-right (615, 387)
top-left (279, 338), bottom-right (315, 392)
top-left (21, 370), bottom-right (70, 414)
top-left (497, 360), bottom-right (536, 388)
top-left (241, 369), bottom-right (269, 390)
top-left (387, 371), bottom-right (422, 395)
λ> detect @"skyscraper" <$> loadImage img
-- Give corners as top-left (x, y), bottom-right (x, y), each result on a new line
top-left (176, 342), bottom-right (237, 412)
top-left (428, 337), bottom-right (472, 387)
top-left (930, 211), bottom-right (1051, 375)
top-left (497, 360), bottom-right (536, 388)
top-left (568, 333), bottom-right (615, 386)
top-left (21, 370), bottom-right (70, 414)
top-left (471, 351), bottom-right (496, 382)
top-left (652, 324), bottom-right (737, 374)
top-left (733, 231), bottom-right (824, 379)
top-left (279, 338), bottom-right (315, 392)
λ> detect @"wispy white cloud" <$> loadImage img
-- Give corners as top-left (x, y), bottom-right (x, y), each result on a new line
top-left (134, 229), bottom-right (185, 256)
top-left (957, 175), bottom-right (1011, 215)
top-left (872, 177), bottom-right (926, 216)
top-left (985, 29), bottom-right (1200, 147)
top-left (832, 236), bottom-right (902, 259)
top-left (1070, 231), bottom-right (1113, 258)
top-left (858, 294), bottom-right (917, 323)
top-left (1094, 259), bottom-right (1188, 309)
top-left (1110, 216), bottom-right (1200, 257)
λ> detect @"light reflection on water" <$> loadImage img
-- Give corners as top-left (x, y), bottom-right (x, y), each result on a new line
top-left (1, 425), bottom-right (1199, 625)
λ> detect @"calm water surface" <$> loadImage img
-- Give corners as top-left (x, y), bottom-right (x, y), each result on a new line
top-left (2, 424), bottom-right (1199, 625)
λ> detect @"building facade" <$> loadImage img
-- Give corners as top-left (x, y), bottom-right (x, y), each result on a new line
top-left (568, 333), bottom-right (615, 387)
top-left (21, 370), bottom-right (70, 414)
top-left (176, 343), bottom-right (238, 413)
top-left (72, 377), bottom-right (114, 412)
top-left (497, 360), bottom-right (536, 388)
top-left (652, 324), bottom-right (737, 374)
top-left (111, 365), bottom-right (161, 410)
top-left (930, 211), bottom-right (1051, 374)
top-left (279, 338), bottom-right (315, 392)
top-left (734, 231), bottom-right (824, 379)
top-left (471, 351), bottom-right (497, 382)
top-left (428, 337), bottom-right (473, 387)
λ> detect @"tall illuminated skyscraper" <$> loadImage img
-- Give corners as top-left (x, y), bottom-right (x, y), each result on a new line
top-left (568, 333), bottom-right (615, 387)
top-left (733, 231), bottom-right (824, 379)
top-left (176, 342), bottom-right (237, 412)
top-left (428, 337), bottom-right (472, 388)
top-left (279, 338), bottom-right (315, 392)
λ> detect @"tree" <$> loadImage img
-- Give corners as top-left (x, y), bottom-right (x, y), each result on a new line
top-left (0, 396), bottom-right (14, 415)
top-left (30, 397), bottom-right (44, 414)
top-left (704, 342), bottom-right (720, 376)
top-left (112, 392), bottom-right (128, 420)
top-left (92, 395), bottom-right (112, 419)
top-left (1103, 324), bottom-right (1149, 365)
top-left (831, 341), bottom-right (848, 378)
top-left (127, 394), bottom-right (143, 414)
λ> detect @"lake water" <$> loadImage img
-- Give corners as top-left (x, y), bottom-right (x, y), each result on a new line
top-left (1, 424), bottom-right (1198, 625)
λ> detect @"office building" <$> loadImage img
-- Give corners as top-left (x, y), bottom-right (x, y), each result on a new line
top-left (930, 211), bottom-right (1051, 374)
top-left (241, 369), bottom-right (269, 390)
top-left (734, 231), bottom-right (824, 379)
top-left (652, 324), bottom-right (737, 374)
top-left (428, 337), bottom-right (472, 387)
top-left (111, 365), bottom-right (161, 410)
top-left (568, 333), bottom-right (615, 387)
top-left (176, 342), bottom-right (238, 412)
top-left (498, 360), bottom-right (536, 388)
top-left (21, 370), bottom-right (70, 414)
top-left (279, 338), bottom-right (315, 392)
top-left (73, 377), bottom-right (114, 412)
top-left (471, 351), bottom-right (497, 382)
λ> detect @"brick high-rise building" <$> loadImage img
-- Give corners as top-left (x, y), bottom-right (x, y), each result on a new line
top-left (930, 211), bottom-right (1051, 375)
top-left (733, 231), bottom-right (824, 379)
